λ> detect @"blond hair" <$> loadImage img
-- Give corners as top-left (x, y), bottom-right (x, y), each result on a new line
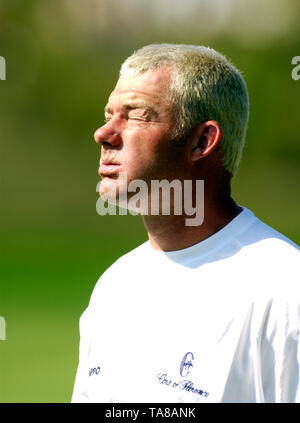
top-left (120, 44), bottom-right (249, 177)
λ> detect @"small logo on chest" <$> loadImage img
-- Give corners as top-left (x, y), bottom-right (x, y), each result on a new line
top-left (89, 366), bottom-right (100, 376)
top-left (156, 351), bottom-right (210, 398)
top-left (180, 352), bottom-right (194, 377)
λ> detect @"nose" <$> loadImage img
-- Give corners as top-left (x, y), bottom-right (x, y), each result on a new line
top-left (94, 119), bottom-right (122, 148)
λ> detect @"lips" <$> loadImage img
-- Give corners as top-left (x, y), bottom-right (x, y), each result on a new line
top-left (98, 161), bottom-right (122, 176)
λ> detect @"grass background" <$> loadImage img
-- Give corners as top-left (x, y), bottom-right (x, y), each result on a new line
top-left (0, 0), bottom-right (299, 402)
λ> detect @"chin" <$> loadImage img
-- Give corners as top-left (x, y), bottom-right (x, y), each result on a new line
top-left (99, 177), bottom-right (128, 207)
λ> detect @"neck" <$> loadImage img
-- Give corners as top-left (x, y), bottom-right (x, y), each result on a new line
top-left (141, 181), bottom-right (242, 252)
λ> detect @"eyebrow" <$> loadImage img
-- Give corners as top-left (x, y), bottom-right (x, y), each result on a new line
top-left (104, 103), bottom-right (159, 118)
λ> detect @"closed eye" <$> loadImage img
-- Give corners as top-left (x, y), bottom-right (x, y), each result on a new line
top-left (129, 116), bottom-right (148, 121)
top-left (128, 110), bottom-right (151, 121)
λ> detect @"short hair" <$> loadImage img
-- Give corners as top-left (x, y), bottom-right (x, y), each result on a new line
top-left (120, 44), bottom-right (249, 177)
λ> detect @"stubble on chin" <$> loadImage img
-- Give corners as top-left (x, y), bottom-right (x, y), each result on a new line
top-left (99, 174), bottom-right (128, 205)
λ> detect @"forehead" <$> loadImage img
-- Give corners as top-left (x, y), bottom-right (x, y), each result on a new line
top-left (107, 66), bottom-right (173, 108)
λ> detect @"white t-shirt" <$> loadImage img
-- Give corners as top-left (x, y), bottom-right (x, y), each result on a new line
top-left (72, 207), bottom-right (300, 403)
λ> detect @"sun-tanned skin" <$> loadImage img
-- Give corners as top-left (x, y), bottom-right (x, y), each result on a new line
top-left (94, 66), bottom-right (241, 251)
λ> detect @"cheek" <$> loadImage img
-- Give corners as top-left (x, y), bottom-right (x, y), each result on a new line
top-left (124, 145), bottom-right (159, 179)
top-left (122, 126), bottom-right (174, 179)
top-left (122, 133), bottom-right (153, 165)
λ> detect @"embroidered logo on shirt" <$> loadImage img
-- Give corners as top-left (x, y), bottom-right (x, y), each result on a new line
top-left (180, 352), bottom-right (194, 377)
top-left (156, 352), bottom-right (210, 398)
top-left (89, 366), bottom-right (100, 376)
top-left (157, 373), bottom-right (209, 398)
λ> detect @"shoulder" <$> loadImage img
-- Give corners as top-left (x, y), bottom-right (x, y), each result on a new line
top-left (240, 214), bottom-right (300, 340)
top-left (227, 208), bottom-right (300, 300)
top-left (237, 207), bottom-right (299, 264)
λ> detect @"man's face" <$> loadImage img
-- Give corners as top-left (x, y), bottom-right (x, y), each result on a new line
top-left (94, 66), bottom-right (186, 205)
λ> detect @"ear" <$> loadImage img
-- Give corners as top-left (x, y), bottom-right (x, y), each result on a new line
top-left (188, 121), bottom-right (222, 162)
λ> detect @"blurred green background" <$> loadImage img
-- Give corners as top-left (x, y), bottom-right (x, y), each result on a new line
top-left (0, 0), bottom-right (299, 402)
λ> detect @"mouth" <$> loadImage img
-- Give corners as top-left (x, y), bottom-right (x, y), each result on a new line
top-left (98, 161), bottom-right (122, 177)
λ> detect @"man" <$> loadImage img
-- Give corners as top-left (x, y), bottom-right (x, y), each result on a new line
top-left (72, 44), bottom-right (300, 403)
